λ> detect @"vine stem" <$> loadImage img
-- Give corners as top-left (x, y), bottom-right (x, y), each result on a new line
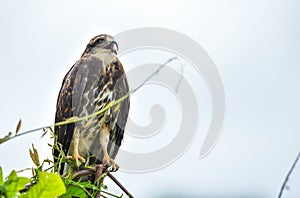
top-left (1, 126), bottom-right (51, 143)
top-left (278, 149), bottom-right (300, 198)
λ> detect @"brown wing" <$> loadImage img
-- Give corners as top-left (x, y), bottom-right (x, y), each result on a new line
top-left (54, 56), bottom-right (104, 173)
top-left (54, 63), bottom-right (78, 172)
top-left (108, 59), bottom-right (130, 158)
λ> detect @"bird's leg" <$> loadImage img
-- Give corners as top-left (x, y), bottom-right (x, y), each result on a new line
top-left (100, 125), bottom-right (119, 172)
top-left (67, 128), bottom-right (85, 165)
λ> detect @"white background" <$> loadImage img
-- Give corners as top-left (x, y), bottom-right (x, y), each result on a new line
top-left (0, 0), bottom-right (300, 197)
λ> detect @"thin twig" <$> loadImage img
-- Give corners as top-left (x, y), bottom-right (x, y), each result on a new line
top-left (95, 164), bottom-right (105, 198)
top-left (107, 173), bottom-right (134, 198)
top-left (71, 169), bottom-right (93, 180)
top-left (175, 60), bottom-right (184, 93)
top-left (101, 190), bottom-right (123, 198)
top-left (2, 126), bottom-right (51, 143)
top-left (278, 149), bottom-right (300, 198)
top-left (130, 57), bottom-right (177, 93)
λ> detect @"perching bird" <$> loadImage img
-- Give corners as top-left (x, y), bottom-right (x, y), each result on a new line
top-left (54, 34), bottom-right (130, 174)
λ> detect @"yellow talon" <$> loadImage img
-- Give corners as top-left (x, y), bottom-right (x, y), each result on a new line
top-left (67, 153), bottom-right (86, 163)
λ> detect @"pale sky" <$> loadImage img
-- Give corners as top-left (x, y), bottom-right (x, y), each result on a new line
top-left (0, 0), bottom-right (300, 197)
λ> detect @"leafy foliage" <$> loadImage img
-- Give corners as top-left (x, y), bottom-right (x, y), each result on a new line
top-left (61, 184), bottom-right (86, 198)
top-left (0, 169), bottom-right (30, 197)
top-left (0, 125), bottom-right (124, 198)
top-left (20, 172), bottom-right (66, 198)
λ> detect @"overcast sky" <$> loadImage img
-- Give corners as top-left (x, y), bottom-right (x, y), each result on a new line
top-left (0, 0), bottom-right (300, 197)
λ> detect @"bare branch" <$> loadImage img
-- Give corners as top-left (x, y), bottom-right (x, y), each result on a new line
top-left (278, 149), bottom-right (300, 198)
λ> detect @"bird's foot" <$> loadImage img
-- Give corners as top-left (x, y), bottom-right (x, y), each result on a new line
top-left (102, 155), bottom-right (119, 172)
top-left (67, 153), bottom-right (86, 167)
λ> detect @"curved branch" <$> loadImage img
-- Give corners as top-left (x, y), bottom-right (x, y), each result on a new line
top-left (278, 149), bottom-right (300, 198)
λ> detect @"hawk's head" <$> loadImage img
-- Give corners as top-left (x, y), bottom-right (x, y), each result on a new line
top-left (83, 34), bottom-right (119, 56)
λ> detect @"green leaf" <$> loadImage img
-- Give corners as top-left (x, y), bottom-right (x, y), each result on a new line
top-left (23, 172), bottom-right (66, 198)
top-left (62, 185), bottom-right (86, 198)
top-left (4, 170), bottom-right (30, 198)
top-left (102, 184), bottom-right (108, 190)
top-left (0, 167), bottom-right (3, 186)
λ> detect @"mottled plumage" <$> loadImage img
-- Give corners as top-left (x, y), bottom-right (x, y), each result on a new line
top-left (54, 34), bottom-right (129, 174)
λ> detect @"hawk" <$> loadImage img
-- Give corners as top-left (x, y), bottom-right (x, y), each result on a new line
top-left (54, 34), bottom-right (130, 174)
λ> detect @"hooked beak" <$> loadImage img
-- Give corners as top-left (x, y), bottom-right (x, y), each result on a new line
top-left (111, 41), bottom-right (118, 55)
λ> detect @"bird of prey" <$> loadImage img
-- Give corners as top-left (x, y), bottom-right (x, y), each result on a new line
top-left (54, 34), bottom-right (130, 174)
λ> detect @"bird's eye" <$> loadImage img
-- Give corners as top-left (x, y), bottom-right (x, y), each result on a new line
top-left (98, 37), bottom-right (105, 42)
top-left (88, 36), bottom-right (105, 47)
